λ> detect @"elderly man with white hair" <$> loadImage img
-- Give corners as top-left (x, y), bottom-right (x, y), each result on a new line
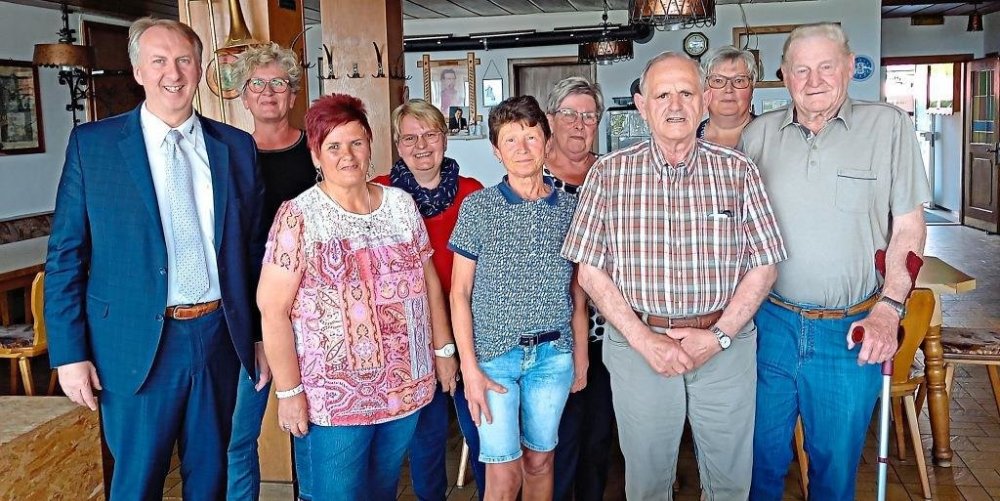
top-left (563, 51), bottom-right (787, 500)
top-left (740, 23), bottom-right (930, 500)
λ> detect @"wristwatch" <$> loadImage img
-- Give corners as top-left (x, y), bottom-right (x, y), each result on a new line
top-left (710, 326), bottom-right (732, 350)
top-left (878, 295), bottom-right (907, 318)
top-left (434, 343), bottom-right (456, 358)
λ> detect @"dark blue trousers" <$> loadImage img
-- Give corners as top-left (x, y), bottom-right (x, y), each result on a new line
top-left (553, 340), bottom-right (616, 501)
top-left (100, 310), bottom-right (240, 501)
top-left (408, 381), bottom-right (486, 501)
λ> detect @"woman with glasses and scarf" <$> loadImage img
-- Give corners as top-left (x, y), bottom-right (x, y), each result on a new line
top-left (229, 42), bottom-right (315, 501)
top-left (699, 46), bottom-right (759, 149)
top-left (373, 99), bottom-right (486, 501)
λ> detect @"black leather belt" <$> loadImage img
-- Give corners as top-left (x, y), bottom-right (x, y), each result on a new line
top-left (519, 330), bottom-right (560, 347)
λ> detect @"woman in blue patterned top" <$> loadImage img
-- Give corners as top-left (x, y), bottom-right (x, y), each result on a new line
top-left (449, 95), bottom-right (589, 500)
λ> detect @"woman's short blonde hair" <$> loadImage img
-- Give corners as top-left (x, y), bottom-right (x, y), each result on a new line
top-left (391, 100), bottom-right (447, 142)
top-left (231, 42), bottom-right (302, 93)
top-left (702, 46), bottom-right (758, 83)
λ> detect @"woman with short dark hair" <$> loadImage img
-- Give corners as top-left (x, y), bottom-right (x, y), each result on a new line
top-left (258, 94), bottom-right (452, 500)
top-left (450, 95), bottom-right (588, 500)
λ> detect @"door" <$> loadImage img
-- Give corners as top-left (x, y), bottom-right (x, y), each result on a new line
top-left (964, 57), bottom-right (1000, 232)
top-left (83, 21), bottom-right (143, 121)
top-left (510, 56), bottom-right (596, 106)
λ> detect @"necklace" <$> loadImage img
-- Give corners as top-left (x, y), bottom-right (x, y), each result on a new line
top-left (318, 182), bottom-right (374, 232)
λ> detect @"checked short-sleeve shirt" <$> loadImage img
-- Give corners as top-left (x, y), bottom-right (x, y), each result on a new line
top-left (561, 139), bottom-right (787, 317)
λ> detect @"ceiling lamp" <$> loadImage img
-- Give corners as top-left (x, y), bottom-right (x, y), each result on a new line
top-left (32, 3), bottom-right (94, 125)
top-left (629, 0), bottom-right (716, 31)
top-left (579, 1), bottom-right (634, 66)
top-left (967, 4), bottom-right (983, 32)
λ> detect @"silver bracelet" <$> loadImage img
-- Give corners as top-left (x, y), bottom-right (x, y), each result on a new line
top-left (275, 384), bottom-right (305, 399)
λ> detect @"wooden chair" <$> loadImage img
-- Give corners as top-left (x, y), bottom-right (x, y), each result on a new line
top-left (795, 289), bottom-right (935, 500)
top-left (939, 327), bottom-right (1000, 420)
top-left (456, 438), bottom-right (471, 488)
top-left (0, 272), bottom-right (58, 396)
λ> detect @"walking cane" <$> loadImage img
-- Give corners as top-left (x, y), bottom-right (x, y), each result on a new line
top-left (850, 249), bottom-right (923, 501)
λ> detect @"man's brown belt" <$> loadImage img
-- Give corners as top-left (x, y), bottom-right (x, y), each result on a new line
top-left (638, 310), bottom-right (723, 329)
top-left (165, 300), bottom-right (222, 320)
top-left (767, 293), bottom-right (879, 320)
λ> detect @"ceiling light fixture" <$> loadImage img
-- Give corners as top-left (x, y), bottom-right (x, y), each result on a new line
top-left (403, 33), bottom-right (454, 42)
top-left (469, 30), bottom-right (536, 39)
top-left (967, 3), bottom-right (983, 32)
top-left (578, 1), bottom-right (634, 66)
top-left (629, 0), bottom-right (716, 31)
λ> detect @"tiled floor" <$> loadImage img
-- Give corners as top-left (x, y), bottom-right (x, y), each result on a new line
top-left (4, 225), bottom-right (996, 500)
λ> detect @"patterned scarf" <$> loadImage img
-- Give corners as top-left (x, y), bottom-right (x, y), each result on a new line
top-left (389, 156), bottom-right (460, 218)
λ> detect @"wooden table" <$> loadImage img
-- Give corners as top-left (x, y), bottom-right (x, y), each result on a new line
top-left (915, 255), bottom-right (976, 467)
top-left (0, 237), bottom-right (47, 326)
top-left (0, 396), bottom-right (103, 499)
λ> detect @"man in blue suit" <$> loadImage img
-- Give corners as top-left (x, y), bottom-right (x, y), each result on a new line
top-left (45, 17), bottom-right (265, 500)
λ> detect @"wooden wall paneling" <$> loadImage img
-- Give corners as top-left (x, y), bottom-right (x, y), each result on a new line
top-left (258, 388), bottom-right (293, 483)
top-left (180, 0), bottom-right (306, 132)
top-left (321, 0), bottom-right (404, 175)
top-left (267, 0), bottom-right (308, 130)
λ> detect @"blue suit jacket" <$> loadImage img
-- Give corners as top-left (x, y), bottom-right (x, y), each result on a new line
top-left (45, 105), bottom-right (266, 394)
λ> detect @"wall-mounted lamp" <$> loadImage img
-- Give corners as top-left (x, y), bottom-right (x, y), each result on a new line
top-left (31, 3), bottom-right (93, 125)
top-left (967, 4), bottom-right (983, 32)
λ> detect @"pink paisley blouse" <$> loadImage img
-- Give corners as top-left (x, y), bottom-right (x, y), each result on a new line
top-left (263, 185), bottom-right (437, 426)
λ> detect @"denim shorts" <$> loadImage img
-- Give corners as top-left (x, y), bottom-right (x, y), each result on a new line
top-left (476, 341), bottom-right (574, 463)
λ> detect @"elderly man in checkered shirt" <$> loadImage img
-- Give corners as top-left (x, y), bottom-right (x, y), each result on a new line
top-left (561, 51), bottom-right (787, 500)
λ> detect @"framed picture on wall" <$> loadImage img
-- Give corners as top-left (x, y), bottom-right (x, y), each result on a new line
top-left (482, 78), bottom-right (503, 107)
top-left (419, 53), bottom-right (479, 123)
top-left (732, 24), bottom-right (825, 89)
top-left (0, 59), bottom-right (45, 155)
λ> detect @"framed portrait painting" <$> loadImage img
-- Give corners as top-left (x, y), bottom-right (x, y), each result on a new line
top-left (419, 53), bottom-right (478, 123)
top-left (0, 59), bottom-right (45, 155)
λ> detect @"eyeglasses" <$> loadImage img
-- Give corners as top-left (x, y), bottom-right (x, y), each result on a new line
top-left (554, 108), bottom-right (600, 126)
top-left (398, 131), bottom-right (444, 147)
top-left (245, 77), bottom-right (290, 94)
top-left (706, 74), bottom-right (753, 90)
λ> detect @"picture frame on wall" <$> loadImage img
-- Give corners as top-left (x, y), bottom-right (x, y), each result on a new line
top-left (0, 59), bottom-right (45, 155)
top-left (482, 78), bottom-right (503, 107)
top-left (419, 52), bottom-right (479, 124)
top-left (732, 24), bottom-right (816, 89)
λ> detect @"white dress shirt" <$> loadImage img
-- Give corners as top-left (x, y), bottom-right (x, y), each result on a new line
top-left (140, 104), bottom-right (222, 306)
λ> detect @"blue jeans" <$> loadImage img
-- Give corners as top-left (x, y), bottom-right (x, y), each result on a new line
top-left (307, 412), bottom-right (420, 500)
top-left (554, 340), bottom-right (615, 501)
top-left (227, 364), bottom-right (270, 501)
top-left (407, 381), bottom-right (486, 501)
top-left (294, 435), bottom-right (311, 501)
top-left (477, 342), bottom-right (574, 463)
top-left (751, 298), bottom-right (881, 501)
